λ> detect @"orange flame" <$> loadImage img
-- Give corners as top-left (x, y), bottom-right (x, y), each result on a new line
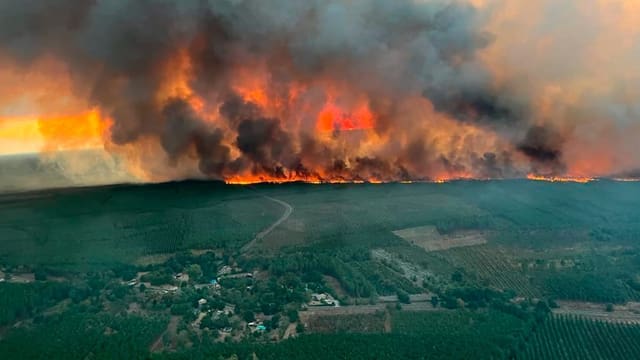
top-left (0, 109), bottom-right (110, 154)
top-left (316, 102), bottom-right (375, 132)
top-left (37, 109), bottom-right (110, 152)
top-left (526, 174), bottom-right (595, 183)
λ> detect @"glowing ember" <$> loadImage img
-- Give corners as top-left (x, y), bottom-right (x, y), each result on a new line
top-left (526, 174), bottom-right (595, 183)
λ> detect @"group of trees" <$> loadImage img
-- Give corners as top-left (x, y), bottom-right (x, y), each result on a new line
top-left (217, 274), bottom-right (306, 320)
top-left (544, 272), bottom-right (630, 303)
top-left (438, 286), bottom-right (508, 310)
top-left (0, 312), bottom-right (167, 359)
top-left (267, 250), bottom-right (374, 298)
top-left (265, 246), bottom-right (425, 302)
top-left (140, 251), bottom-right (227, 286)
top-left (200, 313), bottom-right (232, 331)
top-left (0, 282), bottom-right (71, 326)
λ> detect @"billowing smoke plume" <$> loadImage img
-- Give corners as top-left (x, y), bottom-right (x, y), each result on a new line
top-left (1, 0), bottom-right (639, 183)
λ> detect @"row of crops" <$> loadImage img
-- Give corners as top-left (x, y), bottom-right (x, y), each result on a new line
top-left (518, 314), bottom-right (640, 360)
top-left (436, 245), bottom-right (540, 298)
top-left (435, 244), bottom-right (640, 304)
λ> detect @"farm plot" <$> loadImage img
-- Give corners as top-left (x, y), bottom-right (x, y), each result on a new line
top-left (518, 314), bottom-right (640, 360)
top-left (436, 245), bottom-right (540, 298)
top-left (392, 225), bottom-right (487, 252)
top-left (392, 310), bottom-right (527, 360)
top-left (553, 301), bottom-right (640, 324)
top-left (303, 311), bottom-right (388, 333)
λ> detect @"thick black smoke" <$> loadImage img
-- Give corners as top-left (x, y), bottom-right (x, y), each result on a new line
top-left (160, 98), bottom-right (231, 175)
top-left (517, 125), bottom-right (566, 176)
top-left (0, 0), bottom-right (563, 180)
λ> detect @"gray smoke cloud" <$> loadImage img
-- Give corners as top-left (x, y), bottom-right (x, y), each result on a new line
top-left (1, 0), bottom-right (609, 181)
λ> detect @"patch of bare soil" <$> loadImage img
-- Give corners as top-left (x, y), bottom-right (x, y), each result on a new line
top-left (393, 225), bottom-right (486, 252)
top-left (150, 315), bottom-right (180, 353)
top-left (323, 275), bottom-right (347, 298)
top-left (8, 273), bottom-right (35, 283)
top-left (127, 302), bottom-right (144, 315)
top-left (383, 311), bottom-right (391, 333)
top-left (301, 299), bottom-right (440, 320)
top-left (371, 249), bottom-right (434, 288)
top-left (190, 248), bottom-right (222, 256)
top-left (303, 311), bottom-right (387, 333)
top-left (301, 302), bottom-right (444, 334)
top-left (135, 254), bottom-right (173, 266)
top-left (283, 323), bottom-right (297, 339)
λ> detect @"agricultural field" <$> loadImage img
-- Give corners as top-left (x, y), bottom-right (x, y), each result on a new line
top-left (552, 300), bottom-right (640, 324)
top-left (392, 225), bottom-right (487, 252)
top-left (435, 245), bottom-right (541, 298)
top-left (303, 311), bottom-right (388, 333)
top-left (518, 314), bottom-right (640, 360)
top-left (390, 309), bottom-right (530, 359)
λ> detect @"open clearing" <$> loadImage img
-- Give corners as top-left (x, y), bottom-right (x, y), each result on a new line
top-left (371, 249), bottom-right (435, 289)
top-left (302, 312), bottom-right (388, 333)
top-left (392, 225), bottom-right (486, 252)
top-left (300, 299), bottom-right (443, 335)
top-left (301, 295), bottom-right (438, 321)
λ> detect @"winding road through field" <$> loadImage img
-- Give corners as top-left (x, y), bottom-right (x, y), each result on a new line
top-left (241, 195), bottom-right (293, 252)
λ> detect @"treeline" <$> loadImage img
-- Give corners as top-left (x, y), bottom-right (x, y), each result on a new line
top-left (543, 271), bottom-right (635, 303)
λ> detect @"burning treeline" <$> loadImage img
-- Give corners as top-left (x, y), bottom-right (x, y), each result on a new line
top-left (1, 0), bottom-right (639, 184)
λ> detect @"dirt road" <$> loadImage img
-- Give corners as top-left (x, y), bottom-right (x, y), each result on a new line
top-left (283, 323), bottom-right (297, 339)
top-left (150, 315), bottom-right (180, 353)
top-left (242, 196), bottom-right (293, 252)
